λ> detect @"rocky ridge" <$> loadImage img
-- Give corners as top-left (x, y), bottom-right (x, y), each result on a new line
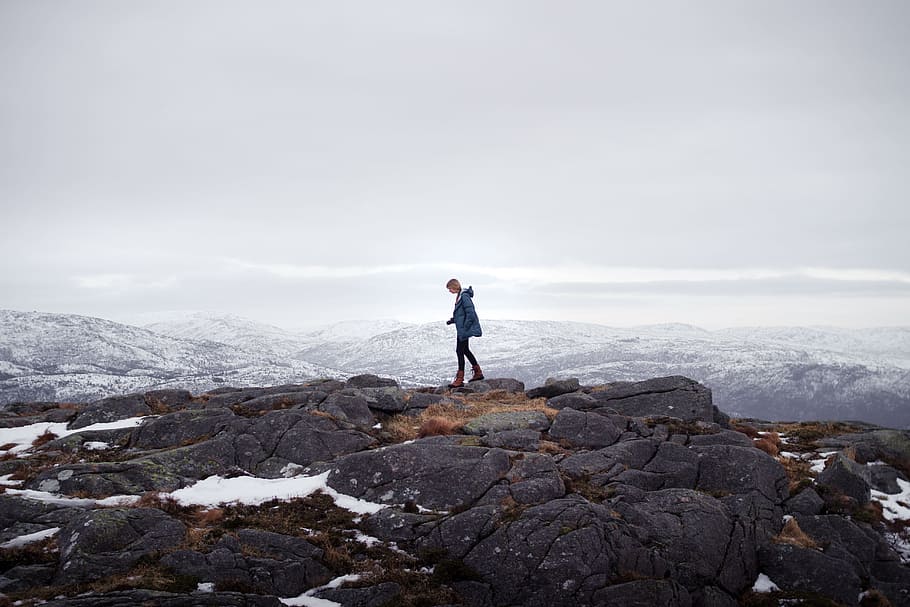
top-left (0, 375), bottom-right (907, 606)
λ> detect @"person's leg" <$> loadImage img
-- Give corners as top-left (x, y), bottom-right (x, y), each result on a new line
top-left (456, 340), bottom-right (468, 371)
top-left (450, 340), bottom-right (467, 388)
top-left (462, 339), bottom-right (478, 367)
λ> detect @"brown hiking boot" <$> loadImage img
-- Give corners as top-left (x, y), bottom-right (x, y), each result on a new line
top-left (469, 364), bottom-right (484, 382)
top-left (449, 370), bottom-right (465, 388)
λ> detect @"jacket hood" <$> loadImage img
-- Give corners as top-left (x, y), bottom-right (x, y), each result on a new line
top-left (463, 286), bottom-right (474, 297)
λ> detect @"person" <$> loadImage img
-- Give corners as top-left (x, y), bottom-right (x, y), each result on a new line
top-left (445, 278), bottom-right (484, 388)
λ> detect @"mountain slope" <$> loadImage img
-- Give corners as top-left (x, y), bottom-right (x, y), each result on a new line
top-left (0, 310), bottom-right (341, 404)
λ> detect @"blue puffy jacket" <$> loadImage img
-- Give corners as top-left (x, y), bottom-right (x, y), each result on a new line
top-left (451, 286), bottom-right (483, 340)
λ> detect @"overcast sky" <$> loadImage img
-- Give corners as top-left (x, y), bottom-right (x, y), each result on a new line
top-left (2, 1), bottom-right (908, 330)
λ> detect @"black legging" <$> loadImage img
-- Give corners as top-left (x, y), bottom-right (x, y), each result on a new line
top-left (456, 339), bottom-right (478, 371)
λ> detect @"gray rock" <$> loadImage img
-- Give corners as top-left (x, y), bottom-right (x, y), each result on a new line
top-left (483, 378), bottom-right (525, 392)
top-left (462, 411), bottom-right (550, 436)
top-left (235, 390), bottom-right (327, 412)
top-left (359, 387), bottom-right (409, 412)
top-left (817, 452), bottom-right (872, 504)
top-left (794, 514), bottom-right (881, 577)
top-left (786, 487), bottom-right (825, 515)
top-left (0, 495), bottom-right (86, 535)
top-left (69, 393), bottom-right (151, 429)
top-left (692, 586), bottom-right (739, 607)
top-left (548, 408), bottom-right (622, 449)
top-left (613, 441), bottom-right (699, 491)
top-left (759, 543), bottom-right (863, 606)
top-left (502, 453), bottom-right (565, 505)
top-left (461, 496), bottom-right (662, 607)
top-left (38, 590), bottom-right (283, 606)
top-left (346, 374), bottom-right (398, 389)
top-left (686, 429), bottom-right (753, 447)
top-left (587, 376), bottom-right (717, 424)
top-left (318, 391), bottom-right (376, 428)
top-left (361, 508), bottom-right (438, 543)
top-left (162, 530), bottom-right (332, 596)
top-left (869, 463), bottom-right (904, 494)
top-left (481, 429), bottom-right (541, 451)
top-left (545, 391), bottom-right (598, 410)
top-left (325, 441), bottom-right (512, 510)
top-left (56, 508), bottom-right (186, 585)
top-left (407, 392), bottom-right (449, 410)
top-left (28, 460), bottom-right (185, 496)
top-left (591, 580), bottom-right (692, 607)
top-left (693, 444), bottom-right (789, 503)
top-left (143, 389), bottom-right (193, 410)
top-left (315, 582), bottom-right (401, 607)
top-left (615, 488), bottom-right (754, 593)
top-left (0, 564), bottom-right (55, 592)
top-left (526, 377), bottom-right (580, 399)
top-left (129, 408), bottom-right (236, 449)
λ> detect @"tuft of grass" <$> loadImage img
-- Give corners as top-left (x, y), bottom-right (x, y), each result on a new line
top-left (774, 517), bottom-right (819, 549)
top-left (778, 456), bottom-right (816, 495)
top-left (30, 430), bottom-right (58, 449)
top-left (384, 393), bottom-right (556, 443)
top-left (417, 417), bottom-right (461, 438)
top-left (774, 421), bottom-right (863, 445)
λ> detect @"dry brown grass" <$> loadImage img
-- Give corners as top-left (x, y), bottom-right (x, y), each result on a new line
top-left (730, 420), bottom-right (760, 439)
top-left (384, 393), bottom-right (556, 443)
top-left (755, 435), bottom-right (781, 457)
top-left (774, 517), bottom-right (819, 549)
top-left (418, 417), bottom-right (462, 438)
top-left (31, 430), bottom-right (58, 448)
top-left (778, 456), bottom-right (816, 494)
top-left (774, 421), bottom-right (863, 445)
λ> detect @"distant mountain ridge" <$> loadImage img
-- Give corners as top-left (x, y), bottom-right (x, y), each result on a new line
top-left (1, 309), bottom-right (909, 428)
top-left (0, 310), bottom-right (342, 404)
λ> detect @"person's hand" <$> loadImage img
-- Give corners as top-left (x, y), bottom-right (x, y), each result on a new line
top-left (446, 318), bottom-right (454, 325)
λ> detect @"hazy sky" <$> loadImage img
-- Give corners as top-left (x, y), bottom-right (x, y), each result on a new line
top-left (2, 1), bottom-right (908, 330)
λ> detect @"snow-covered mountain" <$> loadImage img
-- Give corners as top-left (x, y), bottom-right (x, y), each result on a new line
top-left (0, 310), bottom-right (342, 404)
top-left (2, 309), bottom-right (909, 428)
top-left (291, 320), bottom-right (910, 428)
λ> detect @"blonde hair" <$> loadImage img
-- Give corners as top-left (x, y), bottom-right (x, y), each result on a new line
top-left (446, 278), bottom-right (461, 291)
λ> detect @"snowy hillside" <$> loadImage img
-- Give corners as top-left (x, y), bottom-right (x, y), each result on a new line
top-left (2, 310), bottom-right (909, 428)
top-left (293, 320), bottom-right (910, 428)
top-left (0, 310), bottom-right (342, 404)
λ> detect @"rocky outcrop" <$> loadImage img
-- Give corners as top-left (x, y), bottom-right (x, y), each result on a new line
top-left (0, 375), bottom-right (907, 607)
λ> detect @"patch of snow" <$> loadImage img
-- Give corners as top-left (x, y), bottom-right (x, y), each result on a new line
top-left (5, 488), bottom-right (139, 507)
top-left (0, 474), bottom-right (21, 487)
top-left (0, 526), bottom-right (60, 549)
top-left (871, 478), bottom-right (910, 522)
top-left (280, 574), bottom-right (362, 606)
top-left (0, 416), bottom-right (148, 456)
top-left (196, 582), bottom-right (215, 593)
top-left (809, 451), bottom-right (839, 474)
top-left (354, 532), bottom-right (380, 547)
top-left (168, 472), bottom-right (385, 514)
top-left (752, 573), bottom-right (780, 593)
top-left (84, 441), bottom-right (111, 450)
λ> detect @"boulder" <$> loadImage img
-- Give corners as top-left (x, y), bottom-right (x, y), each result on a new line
top-left (406, 392), bottom-right (449, 410)
top-left (37, 590), bottom-right (283, 606)
top-left (462, 411), bottom-right (550, 436)
top-left (526, 378), bottom-right (580, 399)
top-left (346, 374), bottom-right (398, 389)
top-left (315, 582), bottom-right (402, 607)
top-left (587, 376), bottom-right (718, 424)
top-left (318, 391), bottom-right (376, 428)
top-left (758, 543), bottom-right (863, 606)
top-left (162, 530), bottom-right (331, 597)
top-left (786, 487), bottom-right (825, 516)
top-left (129, 409), bottom-right (236, 450)
top-left (870, 463), bottom-right (904, 494)
top-left (548, 408), bottom-right (622, 449)
top-left (693, 444), bottom-right (789, 503)
top-left (359, 387), bottom-right (409, 413)
top-left (546, 391), bottom-right (598, 410)
top-left (56, 508), bottom-right (186, 585)
top-left (143, 389), bottom-right (194, 410)
top-left (817, 452), bottom-right (872, 504)
top-left (324, 440), bottom-right (512, 510)
top-left (613, 441), bottom-right (699, 491)
top-left (614, 488), bottom-right (755, 593)
top-left (460, 496), bottom-right (663, 607)
top-left (501, 453), bottom-right (565, 505)
top-left (481, 429), bottom-right (541, 451)
top-left (591, 580), bottom-right (692, 607)
top-left (28, 460), bottom-right (185, 496)
top-left (484, 378), bottom-right (525, 392)
top-left (69, 393), bottom-right (151, 429)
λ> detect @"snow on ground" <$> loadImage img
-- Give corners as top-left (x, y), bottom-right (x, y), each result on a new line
top-left (280, 574), bottom-right (362, 606)
top-left (871, 478), bottom-right (910, 522)
top-left (0, 416), bottom-right (148, 456)
top-left (168, 471), bottom-right (386, 514)
top-left (809, 452), bottom-right (839, 474)
top-left (4, 489), bottom-right (139, 508)
top-left (0, 526), bottom-right (60, 549)
top-left (752, 573), bottom-right (780, 593)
